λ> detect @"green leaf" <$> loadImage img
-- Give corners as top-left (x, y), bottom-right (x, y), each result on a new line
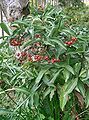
top-left (62, 108), bottom-right (74, 120)
top-left (43, 86), bottom-right (56, 101)
top-left (64, 65), bottom-right (75, 75)
top-left (0, 87), bottom-right (29, 95)
top-left (85, 89), bottom-right (89, 108)
top-left (62, 69), bottom-right (70, 82)
top-left (32, 18), bottom-right (42, 24)
top-left (63, 29), bottom-right (75, 36)
top-left (28, 28), bottom-right (34, 39)
top-left (34, 93), bottom-right (39, 107)
top-left (35, 68), bottom-right (50, 84)
top-left (31, 83), bottom-right (42, 94)
top-left (60, 78), bottom-right (78, 111)
top-left (50, 39), bottom-right (67, 50)
top-left (0, 109), bottom-right (12, 115)
top-left (0, 22), bottom-right (12, 35)
top-left (74, 62), bottom-right (81, 75)
top-left (43, 87), bottom-right (51, 99)
top-left (13, 20), bottom-right (30, 27)
top-left (43, 41), bottom-right (55, 47)
top-left (64, 78), bottom-right (78, 96)
top-left (39, 113), bottom-right (45, 120)
top-left (49, 69), bottom-right (63, 83)
top-left (79, 69), bottom-right (86, 78)
top-left (13, 87), bottom-right (30, 95)
top-left (48, 26), bottom-right (58, 37)
top-left (30, 95), bottom-right (34, 107)
top-left (21, 39), bottom-right (32, 49)
top-left (50, 87), bottom-right (56, 101)
top-left (77, 80), bottom-right (85, 98)
top-left (48, 117), bottom-right (54, 120)
top-left (60, 82), bottom-right (69, 111)
top-left (60, 93), bottom-right (68, 111)
top-left (21, 39), bottom-right (40, 49)
top-left (14, 96), bottom-right (30, 112)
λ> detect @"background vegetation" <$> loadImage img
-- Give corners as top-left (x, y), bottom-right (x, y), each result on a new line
top-left (0, 1), bottom-right (89, 120)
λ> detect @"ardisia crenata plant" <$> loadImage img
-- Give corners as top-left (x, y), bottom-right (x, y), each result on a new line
top-left (0, 4), bottom-right (89, 120)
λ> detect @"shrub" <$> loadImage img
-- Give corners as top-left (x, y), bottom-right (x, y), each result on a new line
top-left (0, 4), bottom-right (89, 120)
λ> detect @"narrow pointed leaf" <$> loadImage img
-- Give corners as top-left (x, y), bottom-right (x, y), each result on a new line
top-left (0, 22), bottom-right (12, 35)
top-left (35, 68), bottom-right (50, 84)
top-left (60, 78), bottom-right (78, 111)
top-left (50, 39), bottom-right (67, 50)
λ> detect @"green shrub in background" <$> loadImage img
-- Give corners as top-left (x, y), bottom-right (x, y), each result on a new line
top-left (60, 0), bottom-right (83, 7)
top-left (0, 4), bottom-right (89, 120)
top-left (63, 5), bottom-right (89, 27)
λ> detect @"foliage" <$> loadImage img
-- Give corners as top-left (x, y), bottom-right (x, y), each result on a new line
top-left (63, 5), bottom-right (89, 27)
top-left (0, 4), bottom-right (89, 120)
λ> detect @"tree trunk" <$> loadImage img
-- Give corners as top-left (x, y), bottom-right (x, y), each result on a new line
top-left (0, 0), bottom-right (29, 22)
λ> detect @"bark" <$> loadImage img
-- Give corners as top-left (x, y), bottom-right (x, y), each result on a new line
top-left (0, 0), bottom-right (29, 21)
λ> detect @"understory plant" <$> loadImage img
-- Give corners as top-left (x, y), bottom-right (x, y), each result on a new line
top-left (0, 4), bottom-right (89, 120)
top-left (63, 5), bottom-right (89, 27)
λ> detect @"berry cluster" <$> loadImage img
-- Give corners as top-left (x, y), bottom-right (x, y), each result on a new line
top-left (10, 34), bottom-right (41, 47)
top-left (11, 33), bottom-right (61, 64)
top-left (51, 58), bottom-right (60, 63)
top-left (16, 51), bottom-right (27, 59)
top-left (10, 39), bottom-right (21, 46)
top-left (65, 37), bottom-right (77, 46)
top-left (16, 51), bottom-right (60, 64)
top-left (34, 55), bottom-right (60, 63)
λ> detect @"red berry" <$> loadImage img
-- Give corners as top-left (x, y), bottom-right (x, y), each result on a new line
top-left (34, 55), bottom-right (42, 61)
top-left (17, 41), bottom-right (21, 46)
top-left (10, 39), bottom-right (21, 46)
top-left (35, 34), bottom-right (41, 38)
top-left (51, 60), bottom-right (55, 63)
top-left (65, 41), bottom-right (73, 46)
top-left (67, 41), bottom-right (73, 46)
top-left (28, 54), bottom-right (32, 62)
top-left (44, 56), bottom-right (49, 60)
top-left (17, 53), bottom-right (21, 57)
top-left (28, 57), bottom-right (33, 62)
top-left (19, 60), bottom-right (23, 64)
top-left (71, 37), bottom-right (77, 42)
top-left (28, 54), bottom-right (32, 58)
top-left (51, 58), bottom-right (60, 63)
top-left (65, 37), bottom-right (77, 46)
top-left (21, 52), bottom-right (27, 57)
top-left (65, 41), bottom-right (69, 44)
top-left (34, 42), bottom-right (41, 47)
top-left (51, 58), bottom-right (56, 63)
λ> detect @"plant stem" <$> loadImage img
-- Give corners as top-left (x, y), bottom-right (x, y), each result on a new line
top-left (53, 90), bottom-right (60, 120)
